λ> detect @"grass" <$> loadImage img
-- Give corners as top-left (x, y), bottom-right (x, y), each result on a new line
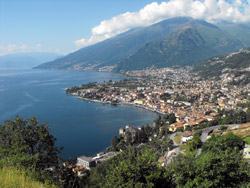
top-left (174, 133), bottom-right (182, 145)
top-left (0, 167), bottom-right (56, 188)
top-left (223, 127), bottom-right (250, 137)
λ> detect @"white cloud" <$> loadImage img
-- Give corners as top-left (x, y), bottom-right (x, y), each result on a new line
top-left (75, 0), bottom-right (250, 48)
top-left (0, 44), bottom-right (59, 56)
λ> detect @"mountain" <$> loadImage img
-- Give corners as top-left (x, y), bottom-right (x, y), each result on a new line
top-left (216, 21), bottom-right (250, 47)
top-left (192, 49), bottom-right (250, 85)
top-left (36, 17), bottom-right (246, 71)
top-left (0, 52), bottom-right (61, 70)
top-left (114, 20), bottom-right (244, 72)
top-left (35, 17), bottom-right (203, 70)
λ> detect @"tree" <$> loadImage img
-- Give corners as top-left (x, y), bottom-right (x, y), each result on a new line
top-left (171, 133), bottom-right (250, 187)
top-left (0, 116), bottom-right (61, 170)
top-left (202, 133), bottom-right (244, 153)
top-left (111, 136), bottom-right (119, 151)
top-left (154, 115), bottom-right (162, 128)
top-left (187, 136), bottom-right (201, 151)
top-left (194, 149), bottom-right (250, 188)
top-left (125, 132), bottom-right (133, 144)
top-left (102, 147), bottom-right (173, 188)
top-left (247, 109), bottom-right (250, 122)
top-left (141, 125), bottom-right (154, 140)
top-left (163, 113), bottom-right (176, 125)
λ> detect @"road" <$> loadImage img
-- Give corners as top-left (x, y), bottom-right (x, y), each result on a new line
top-left (196, 124), bottom-right (241, 157)
top-left (165, 147), bottom-right (180, 165)
top-left (166, 132), bottom-right (181, 165)
top-left (167, 124), bottom-right (242, 159)
top-left (201, 124), bottom-right (241, 143)
top-left (168, 131), bottom-right (181, 146)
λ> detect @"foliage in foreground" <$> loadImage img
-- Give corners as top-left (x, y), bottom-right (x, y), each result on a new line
top-left (89, 133), bottom-right (250, 188)
top-left (0, 166), bottom-right (56, 188)
top-left (0, 116), bottom-right (61, 170)
top-left (0, 116), bottom-right (82, 187)
top-left (1, 116), bottom-right (250, 188)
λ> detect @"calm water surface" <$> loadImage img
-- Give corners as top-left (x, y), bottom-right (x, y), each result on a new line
top-left (0, 69), bottom-right (157, 159)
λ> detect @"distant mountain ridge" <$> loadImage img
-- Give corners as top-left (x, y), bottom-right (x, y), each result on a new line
top-left (216, 21), bottom-right (250, 47)
top-left (35, 17), bottom-right (193, 70)
top-left (36, 17), bottom-right (249, 71)
top-left (0, 52), bottom-right (61, 69)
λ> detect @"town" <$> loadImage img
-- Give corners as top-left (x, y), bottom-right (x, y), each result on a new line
top-left (66, 67), bottom-right (250, 175)
top-left (66, 67), bottom-right (249, 132)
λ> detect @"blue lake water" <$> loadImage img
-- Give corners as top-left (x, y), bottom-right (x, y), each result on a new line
top-left (0, 69), bottom-right (157, 159)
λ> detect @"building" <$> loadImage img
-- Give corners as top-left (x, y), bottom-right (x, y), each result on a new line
top-left (76, 155), bottom-right (96, 170)
top-left (181, 131), bottom-right (194, 143)
top-left (119, 125), bottom-right (140, 143)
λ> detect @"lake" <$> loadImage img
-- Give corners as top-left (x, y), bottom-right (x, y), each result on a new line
top-left (0, 69), bottom-right (158, 159)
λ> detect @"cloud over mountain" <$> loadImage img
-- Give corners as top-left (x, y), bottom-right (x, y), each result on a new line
top-left (75, 0), bottom-right (250, 47)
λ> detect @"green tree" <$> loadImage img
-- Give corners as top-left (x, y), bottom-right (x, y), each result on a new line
top-left (102, 147), bottom-right (173, 188)
top-left (111, 136), bottom-right (119, 151)
top-left (0, 116), bottom-right (61, 170)
top-left (170, 156), bottom-right (196, 187)
top-left (194, 149), bottom-right (250, 188)
top-left (171, 133), bottom-right (250, 187)
top-left (202, 133), bottom-right (244, 153)
top-left (125, 132), bottom-right (133, 144)
top-left (163, 113), bottom-right (176, 125)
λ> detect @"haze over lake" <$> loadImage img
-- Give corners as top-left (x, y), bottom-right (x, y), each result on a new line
top-left (0, 69), bottom-right (157, 159)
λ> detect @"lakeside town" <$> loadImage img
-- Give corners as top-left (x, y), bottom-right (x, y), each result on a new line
top-left (65, 67), bottom-right (250, 176)
top-left (66, 67), bottom-right (249, 132)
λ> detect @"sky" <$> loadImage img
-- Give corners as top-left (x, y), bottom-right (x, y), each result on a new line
top-left (1, 0), bottom-right (250, 56)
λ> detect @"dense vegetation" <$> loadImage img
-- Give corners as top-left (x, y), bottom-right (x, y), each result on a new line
top-left (1, 114), bottom-right (250, 187)
top-left (86, 133), bottom-right (250, 188)
top-left (0, 116), bottom-right (82, 188)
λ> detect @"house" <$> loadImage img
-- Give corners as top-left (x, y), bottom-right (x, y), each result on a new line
top-left (181, 131), bottom-right (194, 143)
top-left (169, 122), bottom-right (184, 132)
top-left (119, 125), bottom-right (140, 143)
top-left (134, 98), bottom-right (146, 105)
top-left (185, 121), bottom-right (197, 128)
top-left (76, 155), bottom-right (96, 170)
top-left (196, 118), bottom-right (207, 124)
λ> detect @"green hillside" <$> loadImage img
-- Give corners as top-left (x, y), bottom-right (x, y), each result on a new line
top-left (216, 21), bottom-right (250, 47)
top-left (193, 49), bottom-right (250, 85)
top-left (114, 20), bottom-right (244, 72)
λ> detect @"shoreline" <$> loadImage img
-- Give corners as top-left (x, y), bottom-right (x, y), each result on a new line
top-left (74, 95), bottom-right (164, 115)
